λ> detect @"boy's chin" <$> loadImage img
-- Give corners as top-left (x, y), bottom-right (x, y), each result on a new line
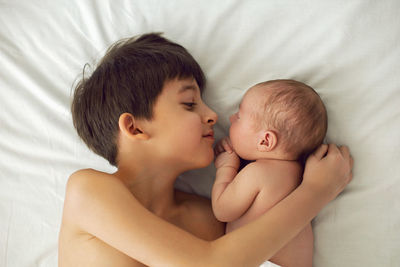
top-left (195, 153), bottom-right (214, 169)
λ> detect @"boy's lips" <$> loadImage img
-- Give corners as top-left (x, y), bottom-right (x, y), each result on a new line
top-left (203, 130), bottom-right (214, 140)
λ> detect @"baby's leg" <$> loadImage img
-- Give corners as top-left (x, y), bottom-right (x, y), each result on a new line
top-left (270, 224), bottom-right (313, 267)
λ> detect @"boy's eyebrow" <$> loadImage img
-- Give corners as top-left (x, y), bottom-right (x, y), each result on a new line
top-left (178, 84), bottom-right (197, 93)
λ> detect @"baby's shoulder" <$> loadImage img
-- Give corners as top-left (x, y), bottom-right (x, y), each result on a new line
top-left (243, 160), bottom-right (302, 189)
top-left (252, 160), bottom-right (301, 175)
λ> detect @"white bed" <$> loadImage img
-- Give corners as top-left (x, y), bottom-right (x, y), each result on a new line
top-left (1, 0), bottom-right (399, 266)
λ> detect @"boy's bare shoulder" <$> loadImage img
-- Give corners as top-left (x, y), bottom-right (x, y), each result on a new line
top-left (69, 168), bottom-right (113, 181)
top-left (63, 169), bottom-right (127, 221)
top-left (66, 168), bottom-right (121, 191)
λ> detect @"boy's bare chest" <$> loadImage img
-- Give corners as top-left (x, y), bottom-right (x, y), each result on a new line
top-left (166, 199), bottom-right (225, 241)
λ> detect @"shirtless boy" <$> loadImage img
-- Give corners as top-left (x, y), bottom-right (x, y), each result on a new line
top-left (212, 80), bottom-right (328, 266)
top-left (58, 33), bottom-right (353, 267)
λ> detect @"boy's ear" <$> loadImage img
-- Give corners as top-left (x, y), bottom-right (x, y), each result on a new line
top-left (118, 113), bottom-right (149, 140)
top-left (257, 130), bottom-right (277, 152)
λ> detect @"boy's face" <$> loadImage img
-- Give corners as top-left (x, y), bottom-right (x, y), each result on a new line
top-left (229, 86), bottom-right (265, 160)
top-left (147, 77), bottom-right (217, 170)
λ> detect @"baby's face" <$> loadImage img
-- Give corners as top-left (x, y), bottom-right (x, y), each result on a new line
top-left (229, 86), bottom-right (266, 160)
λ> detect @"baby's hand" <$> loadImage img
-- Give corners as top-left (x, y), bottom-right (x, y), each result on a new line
top-left (302, 144), bottom-right (353, 201)
top-left (214, 137), bottom-right (234, 157)
top-left (214, 137), bottom-right (240, 170)
top-left (214, 150), bottom-right (240, 170)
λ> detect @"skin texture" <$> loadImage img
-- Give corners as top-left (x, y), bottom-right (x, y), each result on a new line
top-left (58, 78), bottom-right (353, 267)
top-left (212, 85), bottom-right (317, 266)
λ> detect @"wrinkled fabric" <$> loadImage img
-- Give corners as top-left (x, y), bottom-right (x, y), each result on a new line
top-left (0, 1), bottom-right (399, 266)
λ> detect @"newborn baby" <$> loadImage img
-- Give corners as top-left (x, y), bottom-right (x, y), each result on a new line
top-left (212, 79), bottom-right (327, 267)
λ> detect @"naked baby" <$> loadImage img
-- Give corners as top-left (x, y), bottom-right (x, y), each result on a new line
top-left (212, 79), bottom-right (328, 267)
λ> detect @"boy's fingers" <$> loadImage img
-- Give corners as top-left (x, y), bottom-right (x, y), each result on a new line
top-left (328, 143), bottom-right (340, 154)
top-left (339, 145), bottom-right (350, 159)
top-left (338, 145), bottom-right (353, 169)
top-left (313, 144), bottom-right (329, 160)
top-left (350, 155), bottom-right (354, 169)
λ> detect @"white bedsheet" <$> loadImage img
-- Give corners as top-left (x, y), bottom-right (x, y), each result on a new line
top-left (1, 1), bottom-right (399, 266)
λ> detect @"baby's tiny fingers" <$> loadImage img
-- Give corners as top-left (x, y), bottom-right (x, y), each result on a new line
top-left (222, 139), bottom-right (233, 153)
top-left (215, 145), bottom-right (224, 155)
top-left (227, 138), bottom-right (233, 148)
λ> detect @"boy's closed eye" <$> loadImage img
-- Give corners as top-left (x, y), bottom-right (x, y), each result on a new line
top-left (182, 102), bottom-right (197, 110)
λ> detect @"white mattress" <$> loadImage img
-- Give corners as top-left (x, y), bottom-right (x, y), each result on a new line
top-left (1, 1), bottom-right (399, 266)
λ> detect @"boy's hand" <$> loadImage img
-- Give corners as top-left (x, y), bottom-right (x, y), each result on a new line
top-left (302, 144), bottom-right (354, 201)
top-left (214, 137), bottom-right (240, 170)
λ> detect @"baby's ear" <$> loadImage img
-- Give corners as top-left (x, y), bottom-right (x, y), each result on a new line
top-left (257, 130), bottom-right (277, 152)
top-left (118, 113), bottom-right (149, 140)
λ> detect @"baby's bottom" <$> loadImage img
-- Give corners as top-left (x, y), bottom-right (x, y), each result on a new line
top-left (269, 224), bottom-right (313, 267)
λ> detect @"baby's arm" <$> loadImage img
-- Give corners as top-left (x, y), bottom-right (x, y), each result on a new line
top-left (63, 144), bottom-right (352, 267)
top-left (211, 148), bottom-right (262, 222)
top-left (212, 158), bottom-right (298, 224)
top-left (212, 137), bottom-right (297, 223)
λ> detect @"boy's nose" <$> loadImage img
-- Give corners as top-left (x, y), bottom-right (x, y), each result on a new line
top-left (205, 107), bottom-right (218, 125)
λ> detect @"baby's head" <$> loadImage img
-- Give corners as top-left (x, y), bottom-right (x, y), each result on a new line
top-left (71, 33), bottom-right (205, 166)
top-left (229, 79), bottom-right (327, 161)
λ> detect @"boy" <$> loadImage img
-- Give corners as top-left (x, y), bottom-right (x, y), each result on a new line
top-left (212, 80), bottom-right (327, 266)
top-left (58, 33), bottom-right (353, 266)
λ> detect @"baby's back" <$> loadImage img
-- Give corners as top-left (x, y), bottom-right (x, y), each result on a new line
top-left (226, 159), bottom-right (302, 233)
top-left (226, 160), bottom-right (313, 266)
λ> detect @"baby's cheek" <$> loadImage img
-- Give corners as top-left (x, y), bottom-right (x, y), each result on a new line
top-left (229, 125), bottom-right (239, 147)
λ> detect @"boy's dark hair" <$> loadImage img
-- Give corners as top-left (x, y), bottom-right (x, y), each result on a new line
top-left (71, 33), bottom-right (205, 166)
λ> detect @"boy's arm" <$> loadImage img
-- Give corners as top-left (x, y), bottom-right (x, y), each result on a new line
top-left (64, 170), bottom-right (211, 266)
top-left (64, 144), bottom-right (352, 267)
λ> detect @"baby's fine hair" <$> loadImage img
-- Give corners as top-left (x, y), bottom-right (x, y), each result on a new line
top-left (71, 33), bottom-right (205, 166)
top-left (255, 79), bottom-right (327, 160)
